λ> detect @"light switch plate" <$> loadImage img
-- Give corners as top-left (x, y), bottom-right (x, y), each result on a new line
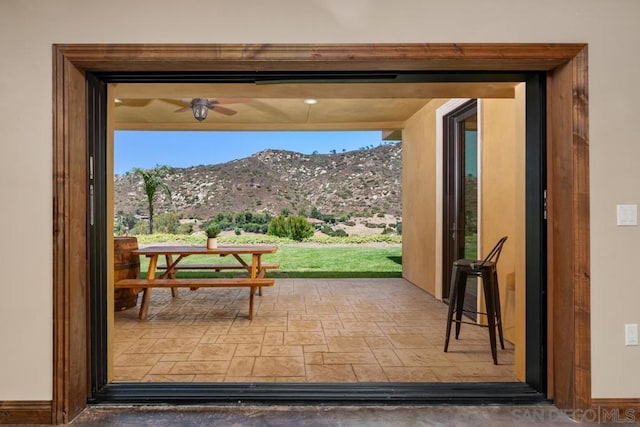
top-left (625, 323), bottom-right (638, 346)
top-left (617, 204), bottom-right (638, 226)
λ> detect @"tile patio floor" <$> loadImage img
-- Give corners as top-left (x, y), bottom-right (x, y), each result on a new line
top-left (113, 278), bottom-right (515, 383)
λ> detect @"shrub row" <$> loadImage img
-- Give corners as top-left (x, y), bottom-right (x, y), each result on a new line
top-left (134, 233), bottom-right (402, 245)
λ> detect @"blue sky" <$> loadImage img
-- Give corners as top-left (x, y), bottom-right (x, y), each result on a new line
top-left (114, 130), bottom-right (389, 175)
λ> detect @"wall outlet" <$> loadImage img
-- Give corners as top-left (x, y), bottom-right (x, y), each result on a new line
top-left (625, 324), bottom-right (638, 346)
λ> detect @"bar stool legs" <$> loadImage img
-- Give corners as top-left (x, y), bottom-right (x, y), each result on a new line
top-left (481, 268), bottom-right (499, 364)
top-left (443, 262), bottom-right (505, 365)
top-left (444, 265), bottom-right (461, 353)
top-left (493, 269), bottom-right (505, 350)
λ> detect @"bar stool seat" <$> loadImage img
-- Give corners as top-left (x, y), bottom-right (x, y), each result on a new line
top-left (443, 236), bottom-right (508, 365)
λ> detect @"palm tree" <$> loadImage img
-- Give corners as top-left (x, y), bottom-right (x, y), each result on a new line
top-left (132, 166), bottom-right (172, 234)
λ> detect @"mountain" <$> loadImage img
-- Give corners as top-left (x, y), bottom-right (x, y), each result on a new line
top-left (114, 142), bottom-right (402, 219)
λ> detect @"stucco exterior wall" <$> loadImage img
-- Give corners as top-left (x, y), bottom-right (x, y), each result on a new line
top-left (402, 100), bottom-right (447, 295)
top-left (1, 0), bottom-right (639, 400)
top-left (480, 99), bottom-right (518, 343)
top-left (480, 97), bottom-right (526, 380)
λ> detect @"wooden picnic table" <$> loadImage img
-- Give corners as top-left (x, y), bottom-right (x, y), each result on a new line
top-left (114, 245), bottom-right (278, 320)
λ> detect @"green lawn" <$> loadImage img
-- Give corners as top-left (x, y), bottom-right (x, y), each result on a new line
top-left (139, 245), bottom-right (402, 279)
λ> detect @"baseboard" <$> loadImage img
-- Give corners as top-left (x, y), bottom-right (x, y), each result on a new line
top-left (590, 398), bottom-right (640, 423)
top-left (0, 400), bottom-right (52, 425)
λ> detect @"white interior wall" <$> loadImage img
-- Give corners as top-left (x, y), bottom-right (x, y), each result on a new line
top-left (1, 0), bottom-right (639, 400)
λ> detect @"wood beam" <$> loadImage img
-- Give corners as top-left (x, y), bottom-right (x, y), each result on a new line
top-left (56, 43), bottom-right (585, 72)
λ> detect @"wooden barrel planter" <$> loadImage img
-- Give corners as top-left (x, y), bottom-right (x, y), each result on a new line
top-left (114, 236), bottom-right (141, 311)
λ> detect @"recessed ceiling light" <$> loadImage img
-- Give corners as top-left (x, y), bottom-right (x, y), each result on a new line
top-left (303, 98), bottom-right (318, 105)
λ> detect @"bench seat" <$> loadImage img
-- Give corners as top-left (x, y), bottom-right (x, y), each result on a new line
top-left (115, 277), bottom-right (275, 320)
top-left (156, 263), bottom-right (279, 271)
top-left (115, 278), bottom-right (274, 288)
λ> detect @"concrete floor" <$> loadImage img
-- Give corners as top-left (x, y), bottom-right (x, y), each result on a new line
top-left (114, 278), bottom-right (515, 383)
top-left (62, 404), bottom-right (621, 426)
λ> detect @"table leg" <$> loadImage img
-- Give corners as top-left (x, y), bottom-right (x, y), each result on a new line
top-left (257, 266), bottom-right (265, 297)
top-left (251, 253), bottom-right (264, 296)
top-left (139, 289), bottom-right (151, 320)
top-left (165, 254), bottom-right (177, 298)
top-left (139, 254), bottom-right (158, 320)
top-left (232, 253), bottom-right (250, 269)
top-left (249, 286), bottom-right (256, 320)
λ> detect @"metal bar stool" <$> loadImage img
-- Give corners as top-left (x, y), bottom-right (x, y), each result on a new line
top-left (444, 236), bottom-right (508, 365)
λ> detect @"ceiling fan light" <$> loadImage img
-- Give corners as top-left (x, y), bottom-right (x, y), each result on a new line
top-left (191, 98), bottom-right (209, 122)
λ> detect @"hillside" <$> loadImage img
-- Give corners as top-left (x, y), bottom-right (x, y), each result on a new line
top-left (114, 142), bottom-right (402, 219)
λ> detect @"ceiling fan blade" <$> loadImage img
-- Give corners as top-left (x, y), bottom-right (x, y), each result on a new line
top-left (115, 98), bottom-right (153, 107)
top-left (160, 98), bottom-right (192, 108)
top-left (210, 105), bottom-right (237, 116)
top-left (174, 106), bottom-right (190, 113)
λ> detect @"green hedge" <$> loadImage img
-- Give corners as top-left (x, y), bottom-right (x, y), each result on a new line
top-left (133, 233), bottom-right (401, 245)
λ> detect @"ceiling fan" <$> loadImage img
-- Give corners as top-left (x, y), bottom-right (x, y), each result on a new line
top-left (114, 97), bottom-right (245, 122)
top-left (167, 98), bottom-right (244, 122)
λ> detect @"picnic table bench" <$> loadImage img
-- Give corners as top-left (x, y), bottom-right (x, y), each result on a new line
top-left (114, 277), bottom-right (274, 320)
top-left (114, 245), bottom-right (278, 320)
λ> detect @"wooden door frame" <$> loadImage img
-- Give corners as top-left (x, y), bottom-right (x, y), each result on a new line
top-left (52, 43), bottom-right (589, 424)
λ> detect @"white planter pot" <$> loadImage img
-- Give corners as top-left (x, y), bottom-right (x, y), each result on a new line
top-left (206, 237), bottom-right (217, 249)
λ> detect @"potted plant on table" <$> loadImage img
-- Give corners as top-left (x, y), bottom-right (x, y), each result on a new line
top-left (205, 224), bottom-right (220, 249)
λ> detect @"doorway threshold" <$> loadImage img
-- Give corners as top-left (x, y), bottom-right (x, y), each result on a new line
top-left (91, 382), bottom-right (546, 405)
